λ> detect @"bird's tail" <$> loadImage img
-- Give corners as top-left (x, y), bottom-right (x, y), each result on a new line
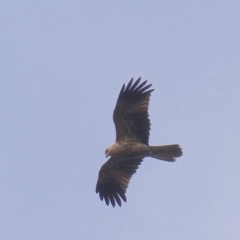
top-left (148, 144), bottom-right (182, 162)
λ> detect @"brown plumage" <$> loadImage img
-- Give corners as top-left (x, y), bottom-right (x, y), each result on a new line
top-left (96, 77), bottom-right (182, 207)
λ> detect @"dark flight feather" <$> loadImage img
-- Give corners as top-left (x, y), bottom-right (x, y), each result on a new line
top-left (113, 77), bottom-right (154, 144)
top-left (96, 157), bottom-right (142, 207)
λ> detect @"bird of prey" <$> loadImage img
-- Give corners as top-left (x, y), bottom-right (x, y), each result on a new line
top-left (96, 77), bottom-right (182, 207)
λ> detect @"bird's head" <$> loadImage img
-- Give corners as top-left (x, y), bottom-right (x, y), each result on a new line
top-left (105, 147), bottom-right (110, 158)
top-left (105, 144), bottom-right (114, 158)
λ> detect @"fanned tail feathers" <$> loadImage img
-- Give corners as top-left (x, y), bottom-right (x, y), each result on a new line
top-left (149, 144), bottom-right (182, 162)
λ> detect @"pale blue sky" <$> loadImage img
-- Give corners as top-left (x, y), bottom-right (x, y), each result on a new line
top-left (1, 1), bottom-right (240, 239)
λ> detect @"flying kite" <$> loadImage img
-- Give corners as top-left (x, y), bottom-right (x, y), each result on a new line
top-left (96, 77), bottom-right (182, 207)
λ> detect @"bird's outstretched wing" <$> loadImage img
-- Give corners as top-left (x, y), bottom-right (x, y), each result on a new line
top-left (113, 77), bottom-right (154, 145)
top-left (96, 157), bottom-right (143, 207)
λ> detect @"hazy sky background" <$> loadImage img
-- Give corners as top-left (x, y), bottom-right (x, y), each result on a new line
top-left (1, 1), bottom-right (240, 239)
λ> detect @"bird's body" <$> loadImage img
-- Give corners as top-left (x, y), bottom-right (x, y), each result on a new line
top-left (105, 142), bottom-right (150, 158)
top-left (96, 77), bottom-right (183, 207)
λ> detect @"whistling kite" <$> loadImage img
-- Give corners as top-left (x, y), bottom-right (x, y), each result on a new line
top-left (96, 77), bottom-right (182, 207)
